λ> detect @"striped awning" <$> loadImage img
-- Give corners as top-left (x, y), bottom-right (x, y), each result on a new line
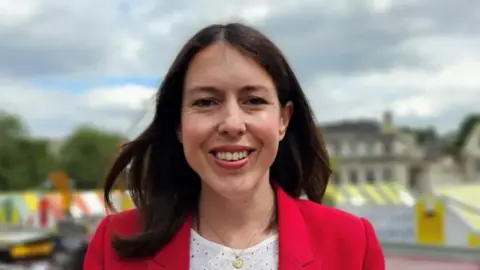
top-left (325, 182), bottom-right (415, 206)
top-left (0, 190), bottom-right (133, 226)
top-left (1, 184), bottom-right (417, 227)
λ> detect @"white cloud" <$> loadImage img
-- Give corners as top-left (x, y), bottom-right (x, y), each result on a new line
top-left (307, 34), bottom-right (480, 127)
top-left (85, 84), bottom-right (155, 110)
top-left (0, 0), bottom-right (41, 27)
top-left (1, 0), bottom-right (479, 136)
top-left (0, 80), bottom-right (155, 138)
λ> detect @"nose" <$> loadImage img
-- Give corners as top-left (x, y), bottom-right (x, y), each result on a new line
top-left (217, 101), bottom-right (246, 137)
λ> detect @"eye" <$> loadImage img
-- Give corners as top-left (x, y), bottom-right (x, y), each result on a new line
top-left (245, 97), bottom-right (267, 105)
top-left (192, 98), bottom-right (218, 107)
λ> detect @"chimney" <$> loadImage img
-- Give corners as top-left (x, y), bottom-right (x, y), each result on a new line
top-left (382, 111), bottom-right (395, 133)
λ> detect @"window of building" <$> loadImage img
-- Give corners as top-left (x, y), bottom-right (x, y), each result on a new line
top-left (394, 141), bottom-right (404, 155)
top-left (349, 142), bottom-right (356, 156)
top-left (330, 171), bottom-right (341, 185)
top-left (342, 142), bottom-right (350, 156)
top-left (328, 141), bottom-right (340, 156)
top-left (365, 142), bottom-right (373, 156)
top-left (357, 142), bottom-right (366, 156)
top-left (374, 142), bottom-right (383, 156)
top-left (383, 142), bottom-right (392, 156)
top-left (383, 168), bottom-right (393, 181)
top-left (349, 170), bottom-right (358, 184)
top-left (366, 169), bottom-right (375, 183)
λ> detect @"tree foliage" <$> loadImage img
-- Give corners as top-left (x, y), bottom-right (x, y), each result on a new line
top-left (0, 112), bottom-right (56, 190)
top-left (454, 114), bottom-right (480, 151)
top-left (400, 126), bottom-right (438, 144)
top-left (1, 110), bottom-right (478, 192)
top-left (0, 111), bottom-right (126, 191)
top-left (58, 125), bottom-right (126, 189)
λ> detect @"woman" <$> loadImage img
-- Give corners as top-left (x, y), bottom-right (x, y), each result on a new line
top-left (84, 23), bottom-right (385, 270)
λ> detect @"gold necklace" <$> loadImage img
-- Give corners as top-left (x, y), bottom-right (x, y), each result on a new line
top-left (210, 225), bottom-right (257, 269)
top-left (198, 204), bottom-right (275, 269)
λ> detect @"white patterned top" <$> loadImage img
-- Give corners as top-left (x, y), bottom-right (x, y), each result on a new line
top-left (189, 229), bottom-right (279, 270)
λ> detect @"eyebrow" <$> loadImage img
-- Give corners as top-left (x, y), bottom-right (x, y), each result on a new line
top-left (185, 85), bottom-right (268, 98)
top-left (185, 86), bottom-right (221, 97)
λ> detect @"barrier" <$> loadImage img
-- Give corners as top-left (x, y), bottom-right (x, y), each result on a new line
top-left (2, 184), bottom-right (479, 249)
top-left (0, 198), bottom-right (22, 225)
top-left (0, 190), bottom-right (134, 226)
top-left (339, 204), bottom-right (416, 244)
top-left (382, 242), bottom-right (480, 263)
top-left (342, 193), bottom-right (480, 249)
top-left (121, 192), bottom-right (135, 210)
top-left (469, 232), bottom-right (480, 248)
top-left (415, 195), bottom-right (445, 245)
top-left (433, 185), bottom-right (480, 248)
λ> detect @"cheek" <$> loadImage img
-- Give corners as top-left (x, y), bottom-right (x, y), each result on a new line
top-left (180, 122), bottom-right (204, 168)
top-left (248, 113), bottom-right (283, 147)
top-left (252, 110), bottom-right (282, 134)
top-left (181, 114), bottom-right (211, 149)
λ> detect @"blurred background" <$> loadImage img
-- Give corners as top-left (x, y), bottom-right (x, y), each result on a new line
top-left (1, 0), bottom-right (479, 269)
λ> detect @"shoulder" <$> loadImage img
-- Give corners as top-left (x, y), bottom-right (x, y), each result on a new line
top-left (84, 210), bottom-right (141, 268)
top-left (295, 199), bottom-right (367, 231)
top-left (90, 209), bottom-right (141, 238)
top-left (105, 209), bottom-right (142, 235)
top-left (295, 198), bottom-right (378, 240)
top-left (87, 208), bottom-right (140, 242)
top-left (294, 199), bottom-right (385, 268)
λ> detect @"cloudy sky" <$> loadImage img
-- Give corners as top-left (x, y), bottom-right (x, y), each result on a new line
top-left (1, 0), bottom-right (479, 138)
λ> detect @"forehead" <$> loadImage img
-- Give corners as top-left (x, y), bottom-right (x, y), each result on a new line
top-left (184, 42), bottom-right (274, 91)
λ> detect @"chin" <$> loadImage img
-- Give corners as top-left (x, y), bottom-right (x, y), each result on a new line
top-left (207, 172), bottom-right (269, 198)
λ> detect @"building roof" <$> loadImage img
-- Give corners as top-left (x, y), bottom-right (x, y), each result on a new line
top-left (319, 120), bottom-right (399, 145)
top-left (320, 120), bottom-right (381, 135)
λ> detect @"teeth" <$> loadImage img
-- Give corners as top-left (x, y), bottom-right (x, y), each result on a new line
top-left (215, 151), bottom-right (249, 161)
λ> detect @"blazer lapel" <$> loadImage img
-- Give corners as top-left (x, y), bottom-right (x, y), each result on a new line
top-left (145, 186), bottom-right (320, 270)
top-left (147, 216), bottom-right (192, 270)
top-left (276, 186), bottom-right (320, 270)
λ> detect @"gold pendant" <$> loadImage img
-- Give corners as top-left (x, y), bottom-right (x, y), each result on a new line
top-left (232, 256), bottom-right (244, 269)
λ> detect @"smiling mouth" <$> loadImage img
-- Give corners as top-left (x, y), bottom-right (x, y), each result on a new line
top-left (210, 150), bottom-right (255, 162)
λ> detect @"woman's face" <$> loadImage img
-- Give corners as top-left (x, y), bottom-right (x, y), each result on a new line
top-left (180, 42), bottom-right (292, 198)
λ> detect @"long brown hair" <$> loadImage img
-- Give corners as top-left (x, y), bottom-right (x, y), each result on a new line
top-left (104, 22), bottom-right (331, 259)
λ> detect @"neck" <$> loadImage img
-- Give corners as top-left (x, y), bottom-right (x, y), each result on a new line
top-left (196, 178), bottom-right (276, 243)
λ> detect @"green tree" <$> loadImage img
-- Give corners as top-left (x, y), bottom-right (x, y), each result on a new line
top-left (454, 114), bottom-right (480, 151)
top-left (58, 125), bottom-right (126, 189)
top-left (0, 111), bottom-right (56, 190)
top-left (400, 126), bottom-right (438, 144)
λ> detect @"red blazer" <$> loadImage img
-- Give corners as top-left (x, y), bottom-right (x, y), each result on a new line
top-left (84, 186), bottom-right (385, 269)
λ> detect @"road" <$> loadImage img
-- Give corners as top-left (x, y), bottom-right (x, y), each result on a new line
top-left (386, 257), bottom-right (480, 270)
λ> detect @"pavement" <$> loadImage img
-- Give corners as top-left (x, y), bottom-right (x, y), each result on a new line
top-left (386, 257), bottom-right (480, 270)
top-left (0, 262), bottom-right (52, 270)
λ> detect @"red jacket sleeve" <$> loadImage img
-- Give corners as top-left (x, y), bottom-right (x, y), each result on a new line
top-left (361, 218), bottom-right (386, 270)
top-left (83, 216), bottom-right (110, 270)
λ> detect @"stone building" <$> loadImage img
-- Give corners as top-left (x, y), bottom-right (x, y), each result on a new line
top-left (321, 111), bottom-right (425, 191)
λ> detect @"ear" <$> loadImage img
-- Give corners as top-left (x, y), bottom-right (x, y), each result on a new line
top-left (279, 101), bottom-right (293, 141)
